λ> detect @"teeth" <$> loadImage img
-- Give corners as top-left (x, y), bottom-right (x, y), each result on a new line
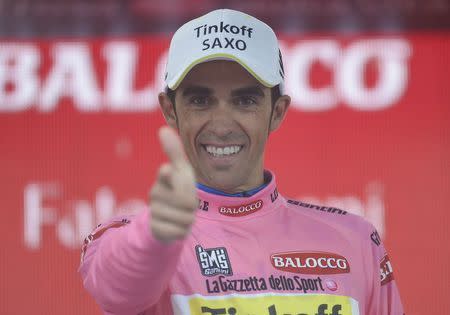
top-left (205, 145), bottom-right (242, 157)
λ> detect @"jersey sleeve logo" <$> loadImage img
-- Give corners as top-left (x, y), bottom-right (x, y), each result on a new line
top-left (370, 230), bottom-right (381, 246)
top-left (80, 218), bottom-right (130, 263)
top-left (380, 254), bottom-right (395, 285)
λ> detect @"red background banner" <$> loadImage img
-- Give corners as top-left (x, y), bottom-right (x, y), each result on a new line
top-left (0, 33), bottom-right (449, 314)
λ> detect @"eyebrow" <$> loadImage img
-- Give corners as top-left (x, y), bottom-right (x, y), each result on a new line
top-left (231, 86), bottom-right (265, 97)
top-left (180, 85), bottom-right (265, 98)
top-left (182, 85), bottom-right (213, 97)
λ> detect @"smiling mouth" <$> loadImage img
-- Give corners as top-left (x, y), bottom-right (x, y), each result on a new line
top-left (202, 145), bottom-right (243, 158)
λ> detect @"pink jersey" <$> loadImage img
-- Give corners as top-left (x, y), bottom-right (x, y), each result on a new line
top-left (79, 172), bottom-right (404, 315)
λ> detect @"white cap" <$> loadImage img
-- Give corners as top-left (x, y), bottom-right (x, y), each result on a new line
top-left (165, 9), bottom-right (285, 92)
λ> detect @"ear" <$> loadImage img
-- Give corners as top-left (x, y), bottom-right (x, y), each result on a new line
top-left (158, 92), bottom-right (178, 129)
top-left (269, 95), bottom-right (290, 132)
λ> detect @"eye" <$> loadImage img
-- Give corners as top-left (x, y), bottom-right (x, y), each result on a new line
top-left (189, 96), bottom-right (210, 106)
top-left (233, 96), bottom-right (257, 106)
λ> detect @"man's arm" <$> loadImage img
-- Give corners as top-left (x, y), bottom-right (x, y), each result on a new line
top-left (78, 126), bottom-right (197, 314)
top-left (78, 211), bottom-right (183, 314)
top-left (367, 227), bottom-right (405, 315)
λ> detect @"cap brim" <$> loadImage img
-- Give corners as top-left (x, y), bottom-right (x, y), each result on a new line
top-left (167, 53), bottom-right (276, 90)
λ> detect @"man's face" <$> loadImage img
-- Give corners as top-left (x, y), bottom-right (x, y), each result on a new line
top-left (159, 60), bottom-right (289, 193)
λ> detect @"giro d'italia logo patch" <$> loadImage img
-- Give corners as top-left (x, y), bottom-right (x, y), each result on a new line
top-left (195, 245), bottom-right (233, 277)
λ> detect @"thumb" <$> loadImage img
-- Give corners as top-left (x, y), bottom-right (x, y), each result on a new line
top-left (158, 126), bottom-right (188, 169)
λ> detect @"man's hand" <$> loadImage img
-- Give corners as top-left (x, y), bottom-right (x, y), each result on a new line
top-left (149, 126), bottom-right (198, 243)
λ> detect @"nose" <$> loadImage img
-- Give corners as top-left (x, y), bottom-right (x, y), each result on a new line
top-left (206, 102), bottom-right (236, 139)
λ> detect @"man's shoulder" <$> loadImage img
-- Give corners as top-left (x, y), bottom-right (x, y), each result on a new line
top-left (282, 197), bottom-right (375, 235)
top-left (285, 198), bottom-right (350, 216)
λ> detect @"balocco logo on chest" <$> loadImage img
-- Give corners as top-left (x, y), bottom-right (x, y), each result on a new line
top-left (218, 200), bottom-right (263, 217)
top-left (271, 252), bottom-right (350, 275)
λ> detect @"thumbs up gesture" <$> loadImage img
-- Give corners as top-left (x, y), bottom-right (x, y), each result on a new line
top-left (149, 126), bottom-right (198, 243)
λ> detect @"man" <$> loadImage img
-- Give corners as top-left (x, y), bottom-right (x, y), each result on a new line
top-left (79, 9), bottom-right (404, 315)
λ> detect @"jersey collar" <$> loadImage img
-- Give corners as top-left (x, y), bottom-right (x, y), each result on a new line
top-left (195, 170), bottom-right (283, 221)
